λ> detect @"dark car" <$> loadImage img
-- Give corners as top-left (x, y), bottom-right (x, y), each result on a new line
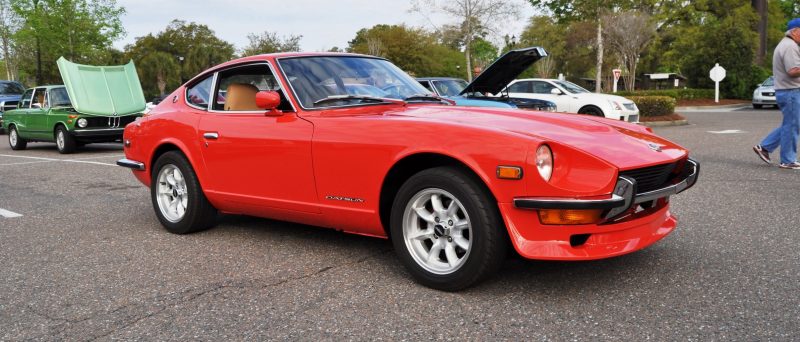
top-left (417, 47), bottom-right (556, 112)
top-left (0, 80), bottom-right (24, 134)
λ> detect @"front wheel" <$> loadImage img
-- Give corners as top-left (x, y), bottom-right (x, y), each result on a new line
top-left (390, 167), bottom-right (508, 291)
top-left (578, 105), bottom-right (605, 117)
top-left (8, 126), bottom-right (27, 150)
top-left (55, 126), bottom-right (76, 154)
top-left (151, 151), bottom-right (218, 234)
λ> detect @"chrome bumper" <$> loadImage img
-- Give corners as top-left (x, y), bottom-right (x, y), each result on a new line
top-left (514, 159), bottom-right (699, 219)
top-left (116, 158), bottom-right (145, 171)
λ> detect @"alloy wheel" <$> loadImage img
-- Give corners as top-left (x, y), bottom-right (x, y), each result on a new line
top-left (156, 164), bottom-right (189, 223)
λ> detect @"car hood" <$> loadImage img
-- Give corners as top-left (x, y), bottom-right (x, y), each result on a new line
top-left (57, 57), bottom-right (146, 116)
top-left (446, 96), bottom-right (516, 108)
top-left (755, 86), bottom-right (775, 92)
top-left (391, 106), bottom-right (686, 169)
top-left (0, 94), bottom-right (21, 102)
top-left (461, 47), bottom-right (547, 96)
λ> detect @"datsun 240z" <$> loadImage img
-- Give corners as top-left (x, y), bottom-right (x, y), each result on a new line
top-left (117, 48), bottom-right (699, 291)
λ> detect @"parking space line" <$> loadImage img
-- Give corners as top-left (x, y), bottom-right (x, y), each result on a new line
top-left (0, 154), bottom-right (122, 167)
top-left (0, 208), bottom-right (23, 218)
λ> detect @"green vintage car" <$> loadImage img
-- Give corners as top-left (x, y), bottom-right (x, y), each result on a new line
top-left (3, 57), bottom-right (146, 154)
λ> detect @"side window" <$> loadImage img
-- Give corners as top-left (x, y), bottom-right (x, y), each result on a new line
top-left (212, 63), bottom-right (289, 112)
top-left (19, 89), bottom-right (33, 108)
top-left (532, 81), bottom-right (556, 94)
top-left (507, 81), bottom-right (530, 93)
top-left (186, 76), bottom-right (214, 109)
top-left (33, 88), bottom-right (46, 107)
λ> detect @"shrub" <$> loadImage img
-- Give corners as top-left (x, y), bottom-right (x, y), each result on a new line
top-left (628, 96), bottom-right (676, 117)
top-left (616, 89), bottom-right (714, 100)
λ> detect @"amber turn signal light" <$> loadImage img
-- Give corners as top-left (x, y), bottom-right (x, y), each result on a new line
top-left (538, 209), bottom-right (603, 225)
top-left (496, 166), bottom-right (523, 180)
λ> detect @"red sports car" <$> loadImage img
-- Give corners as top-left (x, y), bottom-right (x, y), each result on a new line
top-left (118, 48), bottom-right (698, 290)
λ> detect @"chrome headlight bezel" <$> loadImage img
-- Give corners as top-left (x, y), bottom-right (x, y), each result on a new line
top-left (77, 118), bottom-right (88, 128)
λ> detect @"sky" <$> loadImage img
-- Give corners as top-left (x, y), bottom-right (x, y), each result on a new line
top-left (113, 0), bottom-right (538, 52)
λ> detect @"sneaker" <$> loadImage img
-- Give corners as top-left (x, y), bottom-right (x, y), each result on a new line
top-left (753, 145), bottom-right (771, 164)
top-left (779, 162), bottom-right (800, 170)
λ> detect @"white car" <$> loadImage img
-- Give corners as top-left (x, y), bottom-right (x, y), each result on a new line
top-left (501, 78), bottom-right (640, 122)
top-left (752, 76), bottom-right (776, 109)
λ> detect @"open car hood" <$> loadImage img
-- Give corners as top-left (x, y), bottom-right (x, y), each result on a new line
top-left (460, 47), bottom-right (546, 96)
top-left (57, 57), bottom-right (146, 116)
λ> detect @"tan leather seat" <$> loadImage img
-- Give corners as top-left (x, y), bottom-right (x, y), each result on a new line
top-left (225, 83), bottom-right (260, 111)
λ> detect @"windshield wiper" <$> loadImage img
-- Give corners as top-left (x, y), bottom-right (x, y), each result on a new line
top-left (313, 95), bottom-right (393, 106)
top-left (403, 94), bottom-right (451, 104)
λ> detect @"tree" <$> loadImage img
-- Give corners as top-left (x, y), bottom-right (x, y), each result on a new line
top-left (139, 51), bottom-right (180, 96)
top-left (347, 24), bottom-right (464, 77)
top-left (602, 11), bottom-right (656, 90)
top-left (12, 0), bottom-right (126, 84)
top-left (518, 16), bottom-right (567, 78)
top-left (124, 20), bottom-right (235, 91)
top-left (777, 0), bottom-right (799, 19)
top-left (0, 0), bottom-right (19, 80)
top-left (469, 37), bottom-right (497, 70)
top-left (241, 31), bottom-right (301, 56)
top-left (411, 0), bottom-right (522, 81)
top-left (528, 0), bottom-right (633, 92)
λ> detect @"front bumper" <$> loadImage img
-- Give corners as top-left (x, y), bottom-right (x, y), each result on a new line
top-left (72, 128), bottom-right (125, 141)
top-left (503, 159), bottom-right (699, 260)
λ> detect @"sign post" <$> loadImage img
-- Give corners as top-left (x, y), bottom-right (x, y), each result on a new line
top-left (709, 63), bottom-right (726, 103)
top-left (612, 69), bottom-right (622, 93)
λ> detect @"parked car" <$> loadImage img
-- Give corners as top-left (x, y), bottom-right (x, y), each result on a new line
top-left (502, 78), bottom-right (640, 122)
top-left (752, 76), bottom-right (776, 109)
top-left (117, 51), bottom-right (699, 291)
top-left (0, 80), bottom-right (25, 134)
top-left (3, 58), bottom-right (145, 153)
top-left (416, 48), bottom-right (556, 112)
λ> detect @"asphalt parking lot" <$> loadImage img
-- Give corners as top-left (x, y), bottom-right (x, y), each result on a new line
top-left (1, 107), bottom-right (798, 340)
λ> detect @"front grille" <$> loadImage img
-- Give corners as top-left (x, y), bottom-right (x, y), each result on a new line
top-left (627, 114), bottom-right (639, 123)
top-left (84, 116), bottom-right (138, 128)
top-left (762, 92), bottom-right (775, 97)
top-left (1, 100), bottom-right (18, 112)
top-left (623, 103), bottom-right (636, 111)
top-left (619, 162), bottom-right (677, 193)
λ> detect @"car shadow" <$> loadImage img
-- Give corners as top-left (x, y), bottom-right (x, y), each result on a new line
top-left (209, 214), bottom-right (672, 293)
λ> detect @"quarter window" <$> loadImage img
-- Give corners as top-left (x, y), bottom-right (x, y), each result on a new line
top-left (186, 76), bottom-right (214, 109)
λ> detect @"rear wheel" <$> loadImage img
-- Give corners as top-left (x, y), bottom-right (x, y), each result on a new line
top-left (578, 105), bottom-right (604, 117)
top-left (390, 167), bottom-right (508, 291)
top-left (151, 151), bottom-right (217, 234)
top-left (8, 126), bottom-right (26, 150)
top-left (55, 126), bottom-right (76, 154)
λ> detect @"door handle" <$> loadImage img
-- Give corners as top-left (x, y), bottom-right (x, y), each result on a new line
top-left (203, 132), bottom-right (219, 140)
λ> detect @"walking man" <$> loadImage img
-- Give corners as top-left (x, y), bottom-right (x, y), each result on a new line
top-left (754, 18), bottom-right (800, 169)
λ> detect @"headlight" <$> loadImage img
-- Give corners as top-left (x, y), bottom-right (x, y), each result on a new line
top-left (77, 118), bottom-right (88, 128)
top-left (608, 100), bottom-right (623, 111)
top-left (535, 144), bottom-right (553, 182)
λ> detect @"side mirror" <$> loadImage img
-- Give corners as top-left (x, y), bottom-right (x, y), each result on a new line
top-left (255, 90), bottom-right (283, 116)
top-left (32, 103), bottom-right (42, 108)
top-left (550, 88), bottom-right (563, 95)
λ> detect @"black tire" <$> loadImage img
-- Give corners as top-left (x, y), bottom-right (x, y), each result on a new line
top-left (55, 125), bottom-right (76, 154)
top-left (578, 105), bottom-right (604, 117)
top-left (151, 151), bottom-right (217, 234)
top-left (390, 167), bottom-right (508, 291)
top-left (753, 104), bottom-right (763, 109)
top-left (8, 126), bottom-right (27, 150)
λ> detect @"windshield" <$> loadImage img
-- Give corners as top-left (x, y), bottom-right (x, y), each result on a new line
top-left (432, 79), bottom-right (468, 97)
top-left (279, 56), bottom-right (431, 108)
top-left (50, 87), bottom-right (72, 107)
top-left (553, 80), bottom-right (590, 94)
top-left (0, 82), bottom-right (24, 95)
top-left (762, 76), bottom-right (774, 87)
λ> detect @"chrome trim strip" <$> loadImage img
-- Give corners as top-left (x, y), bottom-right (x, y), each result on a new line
top-left (116, 158), bottom-right (145, 170)
top-left (513, 159), bottom-right (700, 217)
top-left (73, 128), bottom-right (125, 132)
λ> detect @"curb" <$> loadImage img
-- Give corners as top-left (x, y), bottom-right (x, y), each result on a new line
top-left (640, 119), bottom-right (689, 127)
top-left (675, 103), bottom-right (750, 111)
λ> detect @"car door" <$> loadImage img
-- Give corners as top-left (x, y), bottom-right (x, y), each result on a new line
top-left (11, 89), bottom-right (33, 135)
top-left (532, 81), bottom-right (574, 113)
top-left (27, 88), bottom-right (51, 140)
top-left (197, 62), bottom-right (319, 214)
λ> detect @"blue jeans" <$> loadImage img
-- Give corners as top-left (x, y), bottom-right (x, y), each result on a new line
top-left (761, 88), bottom-right (800, 164)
